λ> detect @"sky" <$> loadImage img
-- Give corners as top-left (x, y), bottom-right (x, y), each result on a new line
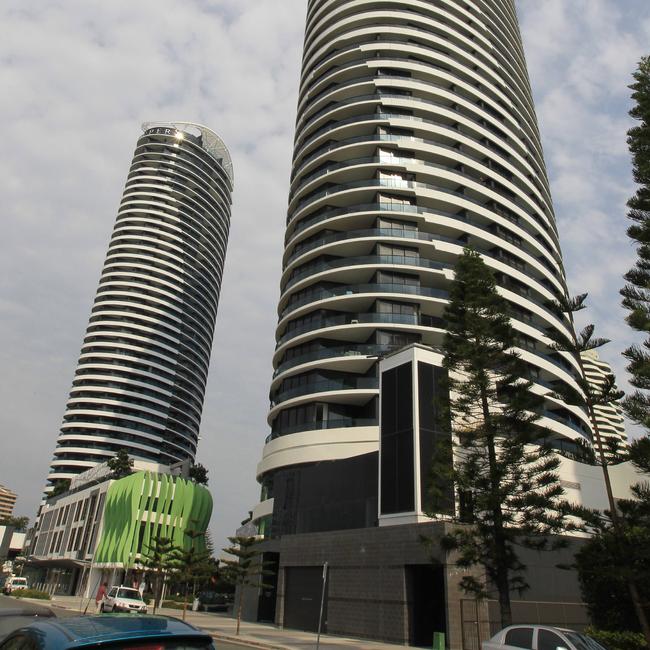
top-left (1, 0), bottom-right (649, 548)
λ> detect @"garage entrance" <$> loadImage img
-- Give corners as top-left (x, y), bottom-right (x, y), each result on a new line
top-left (283, 566), bottom-right (328, 633)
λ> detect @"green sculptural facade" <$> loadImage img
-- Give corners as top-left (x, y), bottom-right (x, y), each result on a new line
top-left (94, 471), bottom-right (212, 566)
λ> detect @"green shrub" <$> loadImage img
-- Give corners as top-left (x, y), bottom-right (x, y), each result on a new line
top-left (163, 594), bottom-right (186, 603)
top-left (12, 589), bottom-right (51, 600)
top-left (161, 600), bottom-right (187, 610)
top-left (585, 627), bottom-right (648, 650)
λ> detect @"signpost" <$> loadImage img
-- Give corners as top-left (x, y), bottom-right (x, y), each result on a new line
top-left (316, 561), bottom-right (328, 650)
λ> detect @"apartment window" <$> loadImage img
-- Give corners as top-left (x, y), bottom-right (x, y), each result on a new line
top-left (377, 192), bottom-right (415, 206)
top-left (376, 300), bottom-right (418, 316)
top-left (377, 216), bottom-right (417, 231)
top-left (375, 270), bottom-right (420, 287)
top-left (377, 243), bottom-right (419, 258)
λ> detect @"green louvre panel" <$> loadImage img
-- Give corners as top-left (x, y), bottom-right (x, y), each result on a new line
top-left (94, 471), bottom-right (213, 566)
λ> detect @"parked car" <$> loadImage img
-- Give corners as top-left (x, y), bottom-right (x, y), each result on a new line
top-left (196, 591), bottom-right (230, 612)
top-left (2, 577), bottom-right (28, 595)
top-left (483, 625), bottom-right (607, 650)
top-left (100, 586), bottom-right (147, 614)
top-left (0, 614), bottom-right (215, 650)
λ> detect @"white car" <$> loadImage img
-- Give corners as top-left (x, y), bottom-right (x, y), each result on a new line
top-left (101, 586), bottom-right (147, 614)
top-left (483, 625), bottom-right (606, 650)
top-left (2, 576), bottom-right (28, 595)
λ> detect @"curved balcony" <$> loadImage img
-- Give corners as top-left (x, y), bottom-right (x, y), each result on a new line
top-left (271, 376), bottom-right (379, 408)
top-left (298, 43), bottom-right (542, 178)
top-left (292, 166), bottom-right (549, 242)
top-left (281, 282), bottom-right (449, 319)
top-left (287, 227), bottom-right (454, 265)
top-left (295, 106), bottom-right (544, 207)
top-left (301, 17), bottom-right (535, 133)
top-left (297, 82), bottom-right (544, 184)
top-left (288, 199), bottom-right (561, 270)
top-left (542, 410), bottom-right (592, 441)
top-left (277, 311), bottom-right (445, 347)
top-left (286, 224), bottom-right (562, 293)
top-left (266, 417), bottom-right (379, 443)
top-left (273, 343), bottom-right (400, 378)
top-left (284, 254), bottom-right (449, 292)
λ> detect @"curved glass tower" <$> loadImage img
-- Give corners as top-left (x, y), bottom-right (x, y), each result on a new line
top-left (256, 0), bottom-right (590, 533)
top-left (47, 122), bottom-right (234, 490)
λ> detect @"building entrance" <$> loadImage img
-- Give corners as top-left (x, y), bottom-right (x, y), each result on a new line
top-left (406, 564), bottom-right (446, 647)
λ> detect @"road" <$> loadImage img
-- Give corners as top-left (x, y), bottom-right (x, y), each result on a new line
top-left (0, 596), bottom-right (254, 649)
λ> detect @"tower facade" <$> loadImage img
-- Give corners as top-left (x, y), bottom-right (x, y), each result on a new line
top-left (47, 122), bottom-right (234, 490)
top-left (581, 350), bottom-right (628, 459)
top-left (0, 485), bottom-right (17, 519)
top-left (255, 0), bottom-right (591, 536)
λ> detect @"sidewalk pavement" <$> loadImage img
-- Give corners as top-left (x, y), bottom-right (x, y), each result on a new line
top-left (43, 595), bottom-right (411, 650)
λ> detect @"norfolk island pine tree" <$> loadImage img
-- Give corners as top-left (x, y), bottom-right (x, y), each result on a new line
top-left (424, 248), bottom-right (576, 628)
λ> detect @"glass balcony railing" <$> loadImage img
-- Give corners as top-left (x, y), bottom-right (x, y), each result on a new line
top-left (287, 227), bottom-right (457, 264)
top-left (288, 196), bottom-right (558, 268)
top-left (270, 377), bottom-right (379, 407)
top-left (284, 253), bottom-right (448, 291)
top-left (281, 282), bottom-right (449, 318)
top-left (294, 112), bottom-right (546, 219)
top-left (266, 417), bottom-right (379, 443)
top-left (273, 343), bottom-right (400, 378)
top-left (296, 89), bottom-right (545, 201)
top-left (292, 175), bottom-right (544, 238)
top-left (298, 28), bottom-right (536, 133)
top-left (542, 410), bottom-right (591, 440)
top-left (277, 311), bottom-right (445, 346)
top-left (294, 129), bottom-right (550, 230)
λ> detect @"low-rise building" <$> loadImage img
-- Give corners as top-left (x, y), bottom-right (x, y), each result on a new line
top-left (27, 461), bottom-right (212, 597)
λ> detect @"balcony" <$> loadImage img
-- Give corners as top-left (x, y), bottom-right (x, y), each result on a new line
top-left (277, 311), bottom-right (446, 347)
top-left (270, 377), bottom-right (379, 407)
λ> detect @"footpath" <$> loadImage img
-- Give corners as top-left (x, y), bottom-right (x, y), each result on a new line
top-left (43, 595), bottom-right (410, 650)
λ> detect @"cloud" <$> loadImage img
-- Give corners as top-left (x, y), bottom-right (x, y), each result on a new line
top-left (518, 0), bottom-right (650, 405)
top-left (1, 0), bottom-right (649, 546)
top-left (0, 0), bottom-right (305, 544)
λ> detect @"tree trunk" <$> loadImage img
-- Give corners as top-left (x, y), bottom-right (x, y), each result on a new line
top-left (152, 575), bottom-right (159, 615)
top-left (481, 389), bottom-right (512, 628)
top-left (236, 587), bottom-right (244, 636)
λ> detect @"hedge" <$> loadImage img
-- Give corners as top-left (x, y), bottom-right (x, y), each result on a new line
top-left (585, 627), bottom-right (648, 650)
top-left (11, 589), bottom-right (51, 600)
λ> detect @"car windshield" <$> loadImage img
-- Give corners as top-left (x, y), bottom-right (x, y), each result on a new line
top-left (12, 580), bottom-right (27, 585)
top-left (117, 588), bottom-right (142, 600)
top-left (564, 632), bottom-right (607, 650)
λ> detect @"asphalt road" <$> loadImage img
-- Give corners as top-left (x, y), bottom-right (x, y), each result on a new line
top-left (0, 596), bottom-right (255, 648)
top-left (0, 594), bottom-right (76, 617)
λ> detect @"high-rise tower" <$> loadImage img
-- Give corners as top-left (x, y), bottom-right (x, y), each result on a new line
top-left (46, 122), bottom-right (234, 490)
top-left (581, 350), bottom-right (628, 459)
top-left (255, 0), bottom-right (591, 537)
